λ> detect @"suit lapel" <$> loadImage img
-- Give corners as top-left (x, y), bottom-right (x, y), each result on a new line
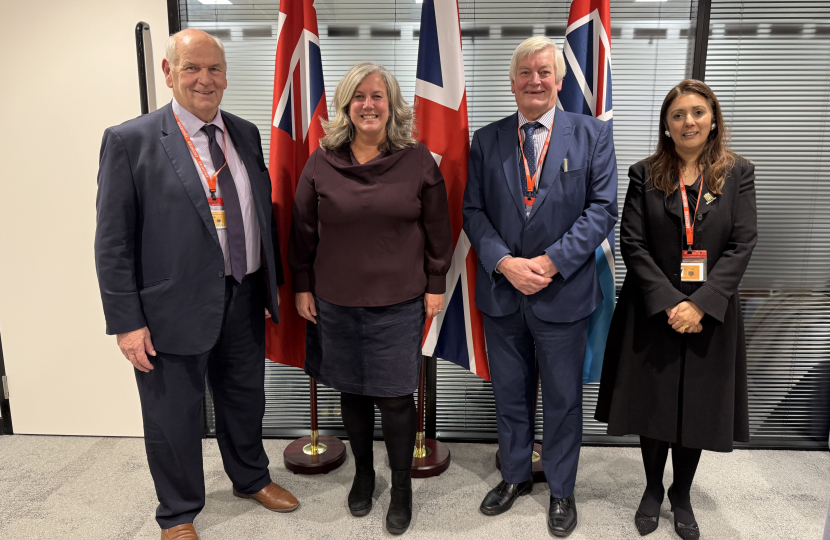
top-left (159, 103), bottom-right (220, 247)
top-left (664, 187), bottom-right (683, 220)
top-left (497, 113), bottom-right (527, 221)
top-left (696, 172), bottom-right (714, 217)
top-left (528, 107), bottom-right (571, 221)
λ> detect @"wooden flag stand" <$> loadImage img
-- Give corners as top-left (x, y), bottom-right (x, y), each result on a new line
top-left (284, 377), bottom-right (346, 474)
top-left (494, 362), bottom-right (546, 483)
top-left (411, 356), bottom-right (451, 478)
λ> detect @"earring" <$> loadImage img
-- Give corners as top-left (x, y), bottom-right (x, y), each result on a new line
top-left (711, 123), bottom-right (717, 130)
top-left (664, 130), bottom-right (670, 137)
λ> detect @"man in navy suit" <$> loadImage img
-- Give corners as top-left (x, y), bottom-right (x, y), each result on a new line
top-left (463, 36), bottom-right (617, 537)
top-left (95, 29), bottom-right (297, 540)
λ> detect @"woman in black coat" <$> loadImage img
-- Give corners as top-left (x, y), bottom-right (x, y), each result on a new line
top-left (595, 79), bottom-right (757, 540)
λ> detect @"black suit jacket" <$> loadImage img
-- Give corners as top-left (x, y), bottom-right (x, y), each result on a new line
top-left (596, 157), bottom-right (757, 451)
top-left (95, 103), bottom-right (283, 355)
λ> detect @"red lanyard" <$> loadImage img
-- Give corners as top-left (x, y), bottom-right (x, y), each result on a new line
top-left (678, 171), bottom-right (703, 249)
top-left (173, 111), bottom-right (228, 199)
top-left (517, 121), bottom-right (553, 206)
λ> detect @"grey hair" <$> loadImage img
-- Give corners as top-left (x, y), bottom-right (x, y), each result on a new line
top-left (165, 29), bottom-right (227, 69)
top-left (509, 36), bottom-right (566, 84)
top-left (319, 62), bottom-right (416, 153)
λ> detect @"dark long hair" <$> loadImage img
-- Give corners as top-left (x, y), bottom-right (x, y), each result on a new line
top-left (647, 79), bottom-right (735, 196)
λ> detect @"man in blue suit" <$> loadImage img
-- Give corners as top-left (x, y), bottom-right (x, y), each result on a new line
top-left (463, 36), bottom-right (618, 537)
top-left (95, 29), bottom-right (298, 540)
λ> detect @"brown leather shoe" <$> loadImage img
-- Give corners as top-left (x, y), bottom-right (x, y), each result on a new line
top-left (233, 481), bottom-right (299, 512)
top-left (160, 523), bottom-right (199, 540)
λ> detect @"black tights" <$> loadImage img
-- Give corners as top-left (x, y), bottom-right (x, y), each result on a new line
top-left (340, 392), bottom-right (417, 473)
top-left (638, 435), bottom-right (702, 524)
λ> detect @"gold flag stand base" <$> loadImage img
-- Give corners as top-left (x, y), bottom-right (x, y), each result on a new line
top-left (409, 357), bottom-right (451, 478)
top-left (411, 431), bottom-right (451, 478)
top-left (284, 378), bottom-right (346, 475)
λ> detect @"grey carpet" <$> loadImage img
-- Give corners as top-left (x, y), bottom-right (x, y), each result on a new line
top-left (0, 435), bottom-right (827, 539)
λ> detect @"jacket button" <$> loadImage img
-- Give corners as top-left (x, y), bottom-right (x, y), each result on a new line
top-left (218, 271), bottom-right (225, 278)
top-left (697, 214), bottom-right (704, 220)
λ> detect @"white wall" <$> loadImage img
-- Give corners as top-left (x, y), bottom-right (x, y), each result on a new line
top-left (0, 0), bottom-right (172, 435)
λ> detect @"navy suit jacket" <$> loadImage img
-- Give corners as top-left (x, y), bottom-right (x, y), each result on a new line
top-left (94, 103), bottom-right (283, 355)
top-left (462, 108), bottom-right (618, 323)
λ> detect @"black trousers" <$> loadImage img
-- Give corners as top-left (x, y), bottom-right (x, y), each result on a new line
top-left (135, 273), bottom-right (271, 529)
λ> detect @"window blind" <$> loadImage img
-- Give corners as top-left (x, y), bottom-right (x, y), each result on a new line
top-left (704, 0), bottom-right (830, 446)
top-left (185, 0), bottom-right (830, 447)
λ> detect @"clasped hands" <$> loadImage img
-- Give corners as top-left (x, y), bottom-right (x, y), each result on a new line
top-left (665, 301), bottom-right (704, 334)
top-left (496, 255), bottom-right (558, 295)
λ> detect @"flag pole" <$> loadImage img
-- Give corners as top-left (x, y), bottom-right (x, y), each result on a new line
top-left (411, 355), bottom-right (451, 477)
top-left (283, 376), bottom-right (346, 474)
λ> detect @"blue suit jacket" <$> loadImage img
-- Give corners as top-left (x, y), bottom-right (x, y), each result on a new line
top-left (94, 103), bottom-right (283, 355)
top-left (462, 108), bottom-right (618, 323)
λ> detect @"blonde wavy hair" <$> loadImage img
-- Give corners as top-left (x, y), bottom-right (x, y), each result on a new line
top-left (320, 62), bottom-right (416, 153)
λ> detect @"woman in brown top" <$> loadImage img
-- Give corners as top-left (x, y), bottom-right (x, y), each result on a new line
top-left (288, 62), bottom-right (452, 535)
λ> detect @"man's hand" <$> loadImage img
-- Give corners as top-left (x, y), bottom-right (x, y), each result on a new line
top-left (424, 293), bottom-right (444, 318)
top-left (295, 292), bottom-right (317, 324)
top-left (666, 301), bottom-right (704, 334)
top-left (497, 257), bottom-right (552, 295)
top-left (529, 254), bottom-right (559, 279)
top-left (116, 326), bottom-right (156, 373)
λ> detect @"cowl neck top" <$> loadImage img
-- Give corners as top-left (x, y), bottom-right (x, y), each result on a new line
top-left (288, 142), bottom-right (453, 307)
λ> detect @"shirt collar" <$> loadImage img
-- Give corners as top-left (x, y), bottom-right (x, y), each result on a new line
top-left (518, 106), bottom-right (555, 132)
top-left (172, 98), bottom-right (224, 137)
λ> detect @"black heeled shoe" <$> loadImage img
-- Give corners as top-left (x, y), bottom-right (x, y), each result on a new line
top-left (634, 510), bottom-right (659, 536)
top-left (347, 470), bottom-right (375, 516)
top-left (634, 487), bottom-right (664, 536)
top-left (667, 485), bottom-right (700, 540)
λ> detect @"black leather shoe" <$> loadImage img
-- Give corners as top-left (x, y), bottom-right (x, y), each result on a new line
top-left (347, 470), bottom-right (375, 517)
top-left (479, 479), bottom-right (533, 516)
top-left (385, 470), bottom-right (412, 535)
top-left (634, 510), bottom-right (659, 536)
top-left (547, 495), bottom-right (577, 537)
top-left (667, 485), bottom-right (700, 540)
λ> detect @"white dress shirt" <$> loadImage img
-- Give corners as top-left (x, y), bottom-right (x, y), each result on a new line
top-left (172, 99), bottom-right (261, 276)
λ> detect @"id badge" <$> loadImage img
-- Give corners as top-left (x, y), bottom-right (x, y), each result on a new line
top-left (208, 197), bottom-right (226, 229)
top-left (681, 250), bottom-right (707, 282)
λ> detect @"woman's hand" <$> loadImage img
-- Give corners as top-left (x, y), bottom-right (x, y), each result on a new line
top-left (666, 301), bottom-right (704, 333)
top-left (424, 293), bottom-right (444, 319)
top-left (295, 292), bottom-right (317, 324)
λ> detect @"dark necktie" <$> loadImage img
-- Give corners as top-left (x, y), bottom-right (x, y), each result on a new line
top-left (521, 121), bottom-right (541, 180)
top-left (203, 124), bottom-right (247, 282)
top-left (519, 121), bottom-right (542, 211)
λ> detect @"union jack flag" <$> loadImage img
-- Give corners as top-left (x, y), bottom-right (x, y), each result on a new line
top-left (559, 0), bottom-right (616, 383)
top-left (416, 0), bottom-right (490, 381)
top-left (265, 0), bottom-right (327, 368)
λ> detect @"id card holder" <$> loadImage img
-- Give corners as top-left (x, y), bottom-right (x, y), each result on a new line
top-left (208, 197), bottom-right (226, 229)
top-left (681, 250), bottom-right (707, 282)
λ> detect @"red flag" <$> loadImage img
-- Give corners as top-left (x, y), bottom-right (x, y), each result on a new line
top-left (416, 0), bottom-right (490, 380)
top-left (266, 0), bottom-right (327, 368)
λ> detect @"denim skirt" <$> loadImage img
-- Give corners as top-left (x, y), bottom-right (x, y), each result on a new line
top-left (304, 295), bottom-right (425, 397)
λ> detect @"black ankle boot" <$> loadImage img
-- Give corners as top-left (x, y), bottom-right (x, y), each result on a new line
top-left (348, 469), bottom-right (375, 516)
top-left (386, 469), bottom-right (412, 534)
